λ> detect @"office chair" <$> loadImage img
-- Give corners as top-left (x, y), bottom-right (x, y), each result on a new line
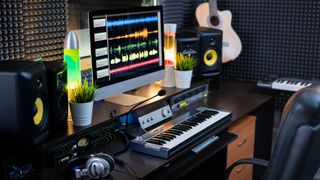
top-left (225, 85), bottom-right (320, 180)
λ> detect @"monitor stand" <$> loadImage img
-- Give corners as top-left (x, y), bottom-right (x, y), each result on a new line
top-left (104, 93), bottom-right (147, 107)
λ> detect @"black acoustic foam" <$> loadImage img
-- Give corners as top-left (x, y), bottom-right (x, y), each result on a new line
top-left (217, 0), bottom-right (320, 109)
top-left (160, 0), bottom-right (320, 110)
top-left (219, 0), bottom-right (320, 81)
top-left (0, 0), bottom-right (68, 61)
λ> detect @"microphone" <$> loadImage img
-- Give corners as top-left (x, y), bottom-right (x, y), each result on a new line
top-left (125, 89), bottom-right (166, 128)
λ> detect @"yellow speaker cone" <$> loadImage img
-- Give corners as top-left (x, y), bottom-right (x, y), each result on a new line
top-left (33, 97), bottom-right (44, 126)
top-left (204, 49), bottom-right (218, 66)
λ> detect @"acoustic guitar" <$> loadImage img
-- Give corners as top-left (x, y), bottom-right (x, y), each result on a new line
top-left (196, 0), bottom-right (242, 63)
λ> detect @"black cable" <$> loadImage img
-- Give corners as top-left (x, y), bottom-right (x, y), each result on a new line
top-left (111, 131), bottom-right (130, 155)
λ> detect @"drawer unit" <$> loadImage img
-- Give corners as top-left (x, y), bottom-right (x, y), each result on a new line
top-left (227, 115), bottom-right (256, 180)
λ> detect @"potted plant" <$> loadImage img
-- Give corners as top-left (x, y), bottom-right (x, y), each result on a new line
top-left (69, 79), bottom-right (96, 126)
top-left (174, 53), bottom-right (198, 88)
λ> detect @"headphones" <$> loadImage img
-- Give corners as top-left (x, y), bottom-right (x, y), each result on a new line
top-left (66, 131), bottom-right (130, 179)
top-left (66, 153), bottom-right (117, 179)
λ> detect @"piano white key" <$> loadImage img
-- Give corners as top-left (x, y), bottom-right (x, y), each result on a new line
top-left (161, 111), bottom-right (230, 149)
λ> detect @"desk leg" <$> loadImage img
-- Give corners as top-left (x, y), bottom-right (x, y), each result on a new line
top-left (252, 100), bottom-right (274, 180)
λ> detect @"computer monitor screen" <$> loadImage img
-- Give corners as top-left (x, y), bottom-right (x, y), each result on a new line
top-left (88, 6), bottom-right (164, 103)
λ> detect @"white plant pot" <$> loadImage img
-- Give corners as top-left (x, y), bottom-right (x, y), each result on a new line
top-left (174, 70), bottom-right (193, 89)
top-left (69, 101), bottom-right (93, 126)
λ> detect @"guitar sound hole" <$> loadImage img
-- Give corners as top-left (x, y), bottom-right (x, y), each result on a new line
top-left (210, 16), bottom-right (220, 26)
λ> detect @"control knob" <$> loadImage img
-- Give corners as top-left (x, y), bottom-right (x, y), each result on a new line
top-left (161, 108), bottom-right (171, 118)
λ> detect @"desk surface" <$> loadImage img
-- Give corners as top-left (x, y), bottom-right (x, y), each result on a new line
top-left (43, 80), bottom-right (273, 180)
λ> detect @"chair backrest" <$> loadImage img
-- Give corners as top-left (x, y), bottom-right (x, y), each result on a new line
top-left (263, 85), bottom-right (320, 180)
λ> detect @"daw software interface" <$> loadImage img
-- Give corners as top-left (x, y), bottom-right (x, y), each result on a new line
top-left (88, 6), bottom-right (165, 102)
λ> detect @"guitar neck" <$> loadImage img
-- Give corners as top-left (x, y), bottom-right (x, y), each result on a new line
top-left (209, 0), bottom-right (219, 17)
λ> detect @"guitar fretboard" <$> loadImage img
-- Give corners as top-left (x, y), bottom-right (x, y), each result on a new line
top-left (209, 0), bottom-right (219, 17)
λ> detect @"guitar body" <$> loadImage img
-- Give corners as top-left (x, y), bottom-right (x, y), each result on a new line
top-left (196, 2), bottom-right (242, 63)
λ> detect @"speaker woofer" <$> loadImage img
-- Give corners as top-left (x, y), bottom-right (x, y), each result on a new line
top-left (203, 49), bottom-right (218, 67)
top-left (33, 96), bottom-right (44, 126)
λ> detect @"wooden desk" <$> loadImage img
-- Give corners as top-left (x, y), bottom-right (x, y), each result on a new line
top-left (41, 80), bottom-right (274, 180)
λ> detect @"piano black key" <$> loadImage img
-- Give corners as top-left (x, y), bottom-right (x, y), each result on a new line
top-left (152, 138), bottom-right (167, 144)
top-left (162, 133), bottom-right (176, 139)
top-left (146, 139), bottom-right (165, 145)
top-left (172, 126), bottom-right (189, 132)
top-left (193, 117), bottom-right (206, 123)
top-left (158, 133), bottom-right (175, 140)
top-left (198, 113), bottom-right (212, 119)
top-left (195, 114), bottom-right (207, 119)
top-left (177, 124), bottom-right (192, 130)
top-left (166, 129), bottom-right (183, 135)
top-left (181, 121), bottom-right (197, 126)
top-left (154, 136), bottom-right (171, 141)
top-left (203, 110), bottom-right (218, 116)
top-left (185, 120), bottom-right (199, 126)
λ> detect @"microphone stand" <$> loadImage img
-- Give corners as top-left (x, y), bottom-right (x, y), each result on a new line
top-left (124, 89), bottom-right (166, 138)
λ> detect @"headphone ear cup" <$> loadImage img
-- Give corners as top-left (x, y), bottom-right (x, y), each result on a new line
top-left (94, 153), bottom-right (115, 171)
top-left (86, 154), bottom-right (115, 178)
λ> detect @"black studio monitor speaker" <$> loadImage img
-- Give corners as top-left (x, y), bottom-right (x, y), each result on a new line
top-left (43, 60), bottom-right (68, 134)
top-left (186, 27), bottom-right (223, 78)
top-left (176, 30), bottom-right (200, 61)
top-left (0, 61), bottom-right (49, 155)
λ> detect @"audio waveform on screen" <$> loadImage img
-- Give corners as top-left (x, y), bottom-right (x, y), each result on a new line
top-left (110, 42), bottom-right (147, 55)
top-left (110, 58), bottom-right (159, 74)
top-left (148, 39), bottom-right (158, 46)
top-left (107, 16), bottom-right (158, 28)
top-left (110, 49), bottom-right (158, 64)
top-left (108, 28), bottom-right (158, 41)
top-left (110, 40), bottom-right (159, 55)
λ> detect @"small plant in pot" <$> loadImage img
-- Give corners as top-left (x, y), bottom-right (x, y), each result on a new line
top-left (69, 79), bottom-right (96, 126)
top-left (174, 53), bottom-right (198, 88)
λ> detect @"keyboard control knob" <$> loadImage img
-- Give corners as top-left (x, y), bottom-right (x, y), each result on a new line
top-left (162, 108), bottom-right (170, 118)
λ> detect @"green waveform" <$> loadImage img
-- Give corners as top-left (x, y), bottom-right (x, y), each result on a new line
top-left (110, 39), bottom-right (159, 55)
top-left (148, 39), bottom-right (158, 46)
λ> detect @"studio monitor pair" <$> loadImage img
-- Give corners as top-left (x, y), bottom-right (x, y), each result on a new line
top-left (0, 61), bottom-right (49, 154)
top-left (177, 27), bottom-right (222, 78)
top-left (0, 60), bottom-right (68, 154)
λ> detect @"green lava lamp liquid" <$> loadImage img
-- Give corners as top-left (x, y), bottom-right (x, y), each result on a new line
top-left (64, 49), bottom-right (81, 89)
top-left (64, 31), bottom-right (81, 90)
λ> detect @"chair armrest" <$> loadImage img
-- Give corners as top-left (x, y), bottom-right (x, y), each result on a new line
top-left (225, 158), bottom-right (269, 180)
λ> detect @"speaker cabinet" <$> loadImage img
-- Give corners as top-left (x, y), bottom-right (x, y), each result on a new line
top-left (186, 27), bottom-right (223, 78)
top-left (176, 30), bottom-right (200, 61)
top-left (44, 60), bottom-right (68, 134)
top-left (0, 61), bottom-right (49, 154)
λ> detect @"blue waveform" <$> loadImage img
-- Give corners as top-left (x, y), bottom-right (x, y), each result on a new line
top-left (107, 16), bottom-right (158, 27)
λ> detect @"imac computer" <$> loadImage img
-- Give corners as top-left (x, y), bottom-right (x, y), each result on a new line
top-left (88, 6), bottom-right (165, 106)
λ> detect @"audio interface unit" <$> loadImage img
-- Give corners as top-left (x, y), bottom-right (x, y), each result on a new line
top-left (41, 118), bottom-right (120, 169)
top-left (170, 83), bottom-right (209, 112)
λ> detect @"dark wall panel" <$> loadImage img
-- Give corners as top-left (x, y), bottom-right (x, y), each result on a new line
top-left (219, 0), bottom-right (320, 82)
